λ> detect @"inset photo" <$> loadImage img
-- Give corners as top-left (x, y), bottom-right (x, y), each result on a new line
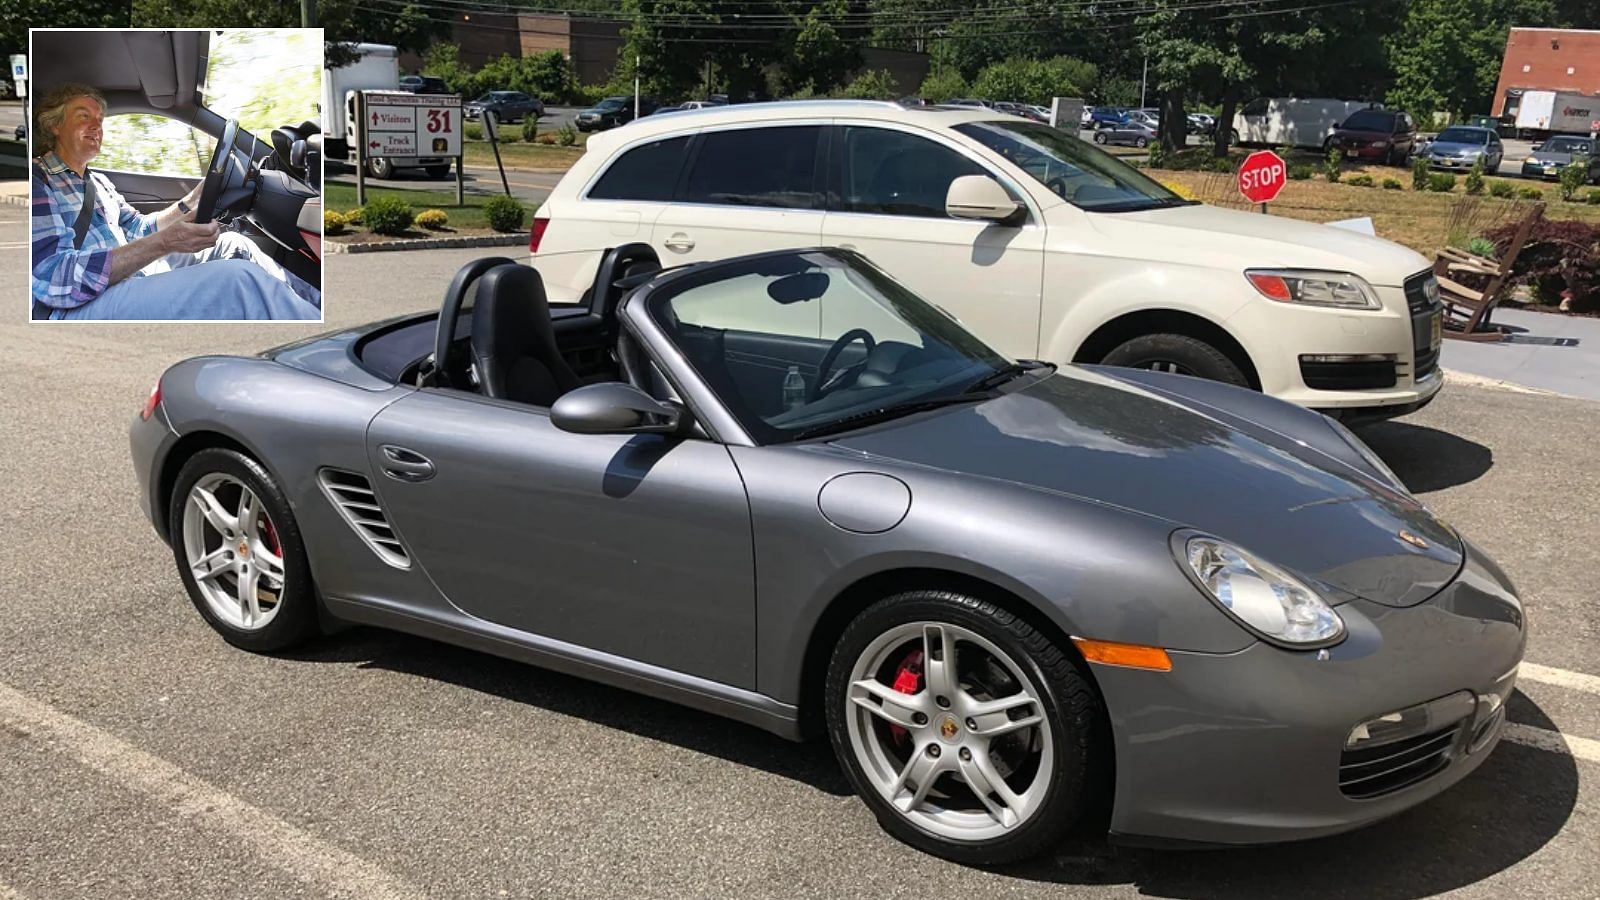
top-left (27, 28), bottom-right (323, 321)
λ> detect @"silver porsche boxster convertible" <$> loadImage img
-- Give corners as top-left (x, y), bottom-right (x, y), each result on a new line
top-left (130, 246), bottom-right (1524, 863)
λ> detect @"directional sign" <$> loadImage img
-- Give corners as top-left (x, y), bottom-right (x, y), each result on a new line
top-left (357, 90), bottom-right (461, 159)
top-left (1237, 150), bottom-right (1288, 205)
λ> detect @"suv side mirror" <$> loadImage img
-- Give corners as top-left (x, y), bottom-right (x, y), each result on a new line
top-left (946, 175), bottom-right (1025, 225)
top-left (1532, 142), bottom-right (1544, 151)
top-left (551, 382), bottom-right (691, 436)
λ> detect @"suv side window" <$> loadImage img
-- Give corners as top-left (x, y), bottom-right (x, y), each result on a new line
top-left (588, 135), bottom-right (692, 202)
top-left (836, 126), bottom-right (987, 219)
top-left (1242, 98), bottom-right (1269, 116)
top-left (680, 126), bottom-right (822, 209)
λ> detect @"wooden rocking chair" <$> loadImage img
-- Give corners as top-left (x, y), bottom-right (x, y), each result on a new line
top-left (1432, 203), bottom-right (1544, 342)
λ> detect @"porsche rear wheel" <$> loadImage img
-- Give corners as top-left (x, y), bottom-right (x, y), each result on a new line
top-left (825, 591), bottom-right (1106, 864)
top-left (170, 448), bottom-right (318, 653)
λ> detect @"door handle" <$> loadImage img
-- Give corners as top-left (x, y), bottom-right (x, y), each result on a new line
top-left (663, 233), bottom-right (695, 253)
top-left (380, 445), bottom-right (435, 482)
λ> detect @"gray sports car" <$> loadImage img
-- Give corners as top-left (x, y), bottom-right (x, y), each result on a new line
top-left (130, 246), bottom-right (1524, 863)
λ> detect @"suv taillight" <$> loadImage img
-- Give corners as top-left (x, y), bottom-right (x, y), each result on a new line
top-left (141, 380), bottom-right (162, 421)
top-left (529, 216), bottom-right (550, 254)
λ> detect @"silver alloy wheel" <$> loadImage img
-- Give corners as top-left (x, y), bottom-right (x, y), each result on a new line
top-left (1140, 360), bottom-right (1193, 375)
top-left (845, 621), bottom-right (1054, 843)
top-left (182, 473), bottom-right (286, 631)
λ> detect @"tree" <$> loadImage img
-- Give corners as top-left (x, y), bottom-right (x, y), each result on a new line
top-left (918, 68), bottom-right (968, 103)
top-left (783, 1), bottom-right (859, 95)
top-left (841, 69), bottom-right (898, 100)
top-left (1, 0), bottom-right (129, 60)
top-left (970, 57), bottom-right (1098, 107)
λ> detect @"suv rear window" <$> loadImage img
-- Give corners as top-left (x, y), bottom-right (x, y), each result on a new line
top-left (589, 135), bottom-right (692, 202)
top-left (1341, 110), bottom-right (1395, 131)
top-left (681, 126), bottom-right (822, 209)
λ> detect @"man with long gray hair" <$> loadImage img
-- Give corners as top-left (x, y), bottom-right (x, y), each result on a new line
top-left (29, 82), bottom-right (320, 320)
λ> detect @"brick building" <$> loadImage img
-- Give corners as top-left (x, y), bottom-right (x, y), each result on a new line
top-left (1491, 26), bottom-right (1600, 117)
top-left (447, 12), bottom-right (625, 85)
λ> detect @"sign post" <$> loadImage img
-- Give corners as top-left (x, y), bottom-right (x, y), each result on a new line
top-left (1237, 149), bottom-right (1288, 214)
top-left (481, 110), bottom-right (512, 197)
top-left (9, 55), bottom-right (25, 100)
top-left (356, 90), bottom-right (464, 206)
top-left (354, 90), bottom-right (367, 206)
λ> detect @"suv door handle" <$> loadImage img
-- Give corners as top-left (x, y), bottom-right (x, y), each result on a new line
top-left (380, 445), bottom-right (435, 482)
top-left (663, 233), bottom-right (695, 253)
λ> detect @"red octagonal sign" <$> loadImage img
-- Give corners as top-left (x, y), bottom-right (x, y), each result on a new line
top-left (1237, 150), bottom-right (1288, 204)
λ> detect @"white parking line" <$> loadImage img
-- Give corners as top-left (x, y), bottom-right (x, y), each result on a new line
top-left (1503, 723), bottom-right (1600, 764)
top-left (1520, 662), bottom-right (1600, 696)
top-left (0, 682), bottom-right (427, 900)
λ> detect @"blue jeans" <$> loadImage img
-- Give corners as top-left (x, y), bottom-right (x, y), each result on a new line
top-left (60, 232), bottom-right (322, 320)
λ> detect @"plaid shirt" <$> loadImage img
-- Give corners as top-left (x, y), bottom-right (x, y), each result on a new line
top-left (31, 151), bottom-right (159, 311)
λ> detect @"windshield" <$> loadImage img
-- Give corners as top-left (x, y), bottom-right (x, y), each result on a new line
top-left (1546, 137), bottom-right (1592, 154)
top-left (597, 98), bottom-right (627, 110)
top-left (953, 120), bottom-right (1188, 212)
top-left (645, 250), bottom-right (1015, 444)
top-left (1341, 110), bottom-right (1394, 131)
top-left (1436, 128), bottom-right (1488, 145)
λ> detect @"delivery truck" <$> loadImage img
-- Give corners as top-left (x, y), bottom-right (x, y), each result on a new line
top-left (323, 43), bottom-right (453, 179)
top-left (1510, 90), bottom-right (1600, 140)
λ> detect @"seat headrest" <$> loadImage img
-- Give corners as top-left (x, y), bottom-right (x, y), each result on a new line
top-left (431, 256), bottom-right (514, 387)
top-left (590, 243), bottom-right (661, 324)
top-left (470, 264), bottom-right (556, 361)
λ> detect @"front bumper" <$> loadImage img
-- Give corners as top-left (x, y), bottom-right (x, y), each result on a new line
top-left (1429, 156), bottom-right (1482, 170)
top-left (129, 403), bottom-right (180, 540)
top-left (1520, 161), bottom-right (1562, 180)
top-left (1097, 541), bottom-right (1524, 845)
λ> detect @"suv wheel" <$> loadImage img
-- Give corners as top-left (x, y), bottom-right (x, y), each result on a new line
top-left (1100, 333), bottom-right (1249, 386)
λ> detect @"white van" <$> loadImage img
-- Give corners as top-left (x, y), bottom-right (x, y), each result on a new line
top-left (531, 101), bottom-right (1442, 419)
top-left (1233, 98), bottom-right (1383, 150)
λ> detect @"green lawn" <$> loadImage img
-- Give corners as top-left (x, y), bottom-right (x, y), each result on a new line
top-left (462, 138), bottom-right (586, 171)
top-left (325, 182), bottom-right (534, 238)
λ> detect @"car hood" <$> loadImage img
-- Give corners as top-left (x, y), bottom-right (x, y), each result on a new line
top-left (1529, 150), bottom-right (1577, 163)
top-left (1083, 202), bottom-right (1429, 286)
top-left (1428, 141), bottom-right (1485, 155)
top-left (829, 370), bottom-right (1463, 607)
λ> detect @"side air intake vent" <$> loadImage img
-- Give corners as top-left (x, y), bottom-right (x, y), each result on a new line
top-left (317, 468), bottom-right (410, 569)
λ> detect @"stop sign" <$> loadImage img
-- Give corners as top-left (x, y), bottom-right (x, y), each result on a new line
top-left (1237, 150), bottom-right (1288, 204)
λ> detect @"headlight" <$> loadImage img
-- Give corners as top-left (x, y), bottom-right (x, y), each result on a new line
top-left (1372, 140), bottom-right (1389, 148)
top-left (1245, 269), bottom-right (1382, 309)
top-left (1184, 536), bottom-right (1346, 647)
top-left (1325, 415), bottom-right (1406, 490)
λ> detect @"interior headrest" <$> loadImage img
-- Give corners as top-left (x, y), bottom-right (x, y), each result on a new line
top-left (431, 256), bottom-right (514, 387)
top-left (471, 265), bottom-right (555, 360)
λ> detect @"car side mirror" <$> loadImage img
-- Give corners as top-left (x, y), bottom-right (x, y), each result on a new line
top-left (946, 175), bottom-right (1024, 225)
top-left (1532, 143), bottom-right (1544, 151)
top-left (551, 382), bottom-right (690, 436)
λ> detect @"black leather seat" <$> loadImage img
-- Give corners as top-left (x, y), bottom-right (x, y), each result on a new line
top-left (469, 264), bottom-right (580, 406)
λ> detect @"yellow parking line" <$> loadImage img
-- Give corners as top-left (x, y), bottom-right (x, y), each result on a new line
top-left (1503, 723), bottom-right (1600, 764)
top-left (0, 681), bottom-right (428, 900)
top-left (1520, 662), bottom-right (1600, 696)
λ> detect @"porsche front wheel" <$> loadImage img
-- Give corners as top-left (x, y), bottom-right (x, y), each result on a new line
top-left (825, 591), bottom-right (1106, 864)
top-left (169, 448), bottom-right (318, 653)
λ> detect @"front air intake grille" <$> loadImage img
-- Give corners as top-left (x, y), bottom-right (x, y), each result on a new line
top-left (317, 469), bottom-right (410, 569)
top-left (1339, 724), bottom-right (1460, 799)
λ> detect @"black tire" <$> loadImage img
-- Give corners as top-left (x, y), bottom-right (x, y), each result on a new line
top-left (1093, 131), bottom-right (1108, 145)
top-left (425, 164), bottom-right (451, 179)
top-left (365, 157), bottom-right (394, 179)
top-left (825, 590), bottom-right (1107, 865)
top-left (168, 448), bottom-right (319, 653)
top-left (1100, 333), bottom-right (1249, 386)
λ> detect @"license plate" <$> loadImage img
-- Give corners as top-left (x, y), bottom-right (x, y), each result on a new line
top-left (1431, 313), bottom-right (1442, 351)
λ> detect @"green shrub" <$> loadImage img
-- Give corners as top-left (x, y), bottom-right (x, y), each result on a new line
top-left (361, 196), bottom-right (414, 236)
top-left (1288, 164), bottom-right (1314, 181)
top-left (1411, 155), bottom-right (1429, 190)
top-left (840, 68), bottom-right (898, 100)
top-left (1323, 145), bottom-right (1342, 183)
top-left (323, 210), bottom-right (348, 234)
top-left (343, 207), bottom-right (362, 225)
top-left (484, 194), bottom-right (526, 232)
top-left (1465, 236), bottom-right (1498, 258)
top-left (464, 122), bottom-right (484, 141)
top-left (521, 116), bottom-right (539, 142)
top-left (1426, 173), bottom-right (1457, 193)
top-left (497, 130), bottom-right (521, 144)
top-left (1464, 158), bottom-right (1485, 195)
top-left (557, 123), bottom-right (577, 146)
top-left (1588, 188), bottom-right (1600, 205)
top-left (1347, 174), bottom-right (1374, 187)
top-left (1559, 157), bottom-right (1590, 201)
top-left (1517, 185), bottom-right (1545, 200)
top-left (1382, 177), bottom-right (1403, 190)
top-left (1209, 155), bottom-right (1235, 173)
top-left (1489, 180), bottom-right (1515, 198)
top-left (1146, 140), bottom-right (1167, 169)
top-left (415, 208), bottom-right (449, 230)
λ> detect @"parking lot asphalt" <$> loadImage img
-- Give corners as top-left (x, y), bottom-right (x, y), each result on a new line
top-left (2, 221), bottom-right (1599, 899)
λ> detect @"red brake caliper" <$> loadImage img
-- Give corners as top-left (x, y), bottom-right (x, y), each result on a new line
top-left (261, 515), bottom-right (282, 556)
top-left (888, 649), bottom-right (924, 747)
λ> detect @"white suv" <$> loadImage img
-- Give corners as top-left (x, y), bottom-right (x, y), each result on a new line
top-left (531, 100), bottom-right (1443, 419)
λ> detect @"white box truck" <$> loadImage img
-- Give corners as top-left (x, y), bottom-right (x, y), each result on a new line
top-left (323, 43), bottom-right (452, 179)
top-left (1232, 97), bottom-right (1382, 149)
top-left (1513, 90), bottom-right (1599, 138)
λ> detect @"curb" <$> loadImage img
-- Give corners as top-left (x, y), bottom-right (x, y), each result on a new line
top-left (325, 232), bottom-right (528, 254)
top-left (1442, 368), bottom-right (1562, 397)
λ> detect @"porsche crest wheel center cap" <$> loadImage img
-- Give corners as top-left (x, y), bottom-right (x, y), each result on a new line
top-left (237, 540), bottom-right (250, 557)
top-left (938, 715), bottom-right (962, 743)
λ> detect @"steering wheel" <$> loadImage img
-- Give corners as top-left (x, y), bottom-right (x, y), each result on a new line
top-left (1045, 175), bottom-right (1073, 200)
top-left (809, 329), bottom-right (877, 401)
top-left (194, 119), bottom-right (238, 225)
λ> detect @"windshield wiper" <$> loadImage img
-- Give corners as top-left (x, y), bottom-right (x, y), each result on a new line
top-left (962, 360), bottom-right (1054, 394)
top-left (790, 394), bottom-right (990, 441)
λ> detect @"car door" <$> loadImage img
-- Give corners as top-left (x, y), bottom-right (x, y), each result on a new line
top-left (1487, 132), bottom-right (1504, 169)
top-left (364, 388), bottom-right (758, 688)
top-left (649, 123), bottom-right (826, 266)
top-left (821, 123), bottom-right (1046, 360)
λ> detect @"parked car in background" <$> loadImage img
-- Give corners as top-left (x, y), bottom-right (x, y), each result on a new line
top-left (1087, 106), bottom-right (1130, 129)
top-left (1127, 109), bottom-right (1159, 129)
top-left (1233, 97), bottom-right (1382, 148)
top-left (1093, 120), bottom-right (1157, 147)
top-left (464, 91), bottom-right (544, 124)
top-left (1327, 109), bottom-right (1417, 165)
top-left (1187, 112), bottom-right (1216, 135)
top-left (531, 100), bottom-right (1445, 421)
top-left (575, 95), bottom-right (659, 131)
top-left (13, 122), bottom-right (24, 142)
top-left (900, 96), bottom-right (931, 107)
top-left (1419, 125), bottom-right (1504, 172)
top-left (653, 100), bottom-right (723, 116)
top-left (1024, 105), bottom-right (1051, 122)
top-left (944, 98), bottom-right (995, 109)
top-left (1521, 134), bottom-right (1598, 182)
top-left (399, 74), bottom-right (450, 95)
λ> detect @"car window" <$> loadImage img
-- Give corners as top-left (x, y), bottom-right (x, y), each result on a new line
top-left (680, 126), bottom-right (822, 209)
top-left (97, 114), bottom-right (208, 176)
top-left (1548, 137), bottom-right (1591, 154)
top-left (1242, 98), bottom-right (1269, 116)
top-left (588, 135), bottom-right (692, 201)
top-left (1436, 128), bottom-right (1488, 145)
top-left (1341, 110), bottom-right (1392, 131)
top-left (954, 120), bottom-right (1187, 212)
top-left (837, 126), bottom-right (988, 219)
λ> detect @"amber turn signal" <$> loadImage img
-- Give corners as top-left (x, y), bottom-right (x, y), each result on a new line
top-left (1072, 637), bottom-right (1173, 672)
